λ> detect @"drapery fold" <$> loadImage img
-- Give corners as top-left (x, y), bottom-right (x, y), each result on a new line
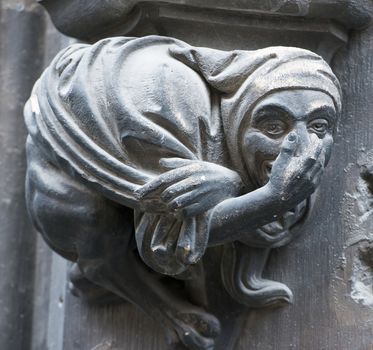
top-left (25, 36), bottom-right (222, 275)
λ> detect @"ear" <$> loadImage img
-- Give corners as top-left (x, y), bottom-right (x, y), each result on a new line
top-left (169, 45), bottom-right (274, 93)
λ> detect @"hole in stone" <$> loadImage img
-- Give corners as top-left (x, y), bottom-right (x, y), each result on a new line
top-left (350, 241), bottom-right (373, 306)
top-left (359, 242), bottom-right (373, 267)
top-left (360, 164), bottom-right (373, 194)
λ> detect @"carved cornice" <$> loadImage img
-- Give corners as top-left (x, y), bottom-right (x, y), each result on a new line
top-left (39, 0), bottom-right (370, 42)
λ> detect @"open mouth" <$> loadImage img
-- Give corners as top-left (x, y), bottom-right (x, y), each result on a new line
top-left (261, 160), bottom-right (274, 184)
top-left (260, 196), bottom-right (310, 236)
top-left (258, 159), bottom-right (313, 236)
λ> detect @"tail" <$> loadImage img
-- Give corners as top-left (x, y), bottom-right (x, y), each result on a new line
top-left (221, 242), bottom-right (293, 308)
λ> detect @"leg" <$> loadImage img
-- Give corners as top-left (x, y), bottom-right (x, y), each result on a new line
top-left (221, 242), bottom-right (293, 308)
top-left (77, 237), bottom-right (220, 350)
top-left (68, 263), bottom-right (124, 304)
top-left (26, 139), bottom-right (220, 350)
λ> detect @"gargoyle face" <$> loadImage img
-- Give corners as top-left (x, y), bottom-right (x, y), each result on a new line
top-left (242, 89), bottom-right (337, 188)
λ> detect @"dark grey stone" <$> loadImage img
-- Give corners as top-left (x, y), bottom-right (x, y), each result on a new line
top-left (38, 0), bottom-right (371, 42)
top-left (24, 35), bottom-right (342, 349)
top-left (0, 4), bottom-right (46, 349)
top-left (0, 0), bottom-right (371, 349)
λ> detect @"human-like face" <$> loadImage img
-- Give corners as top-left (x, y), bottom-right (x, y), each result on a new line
top-left (242, 90), bottom-right (337, 188)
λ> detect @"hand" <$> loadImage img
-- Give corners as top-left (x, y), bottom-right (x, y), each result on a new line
top-left (266, 132), bottom-right (326, 208)
top-left (136, 158), bottom-right (243, 218)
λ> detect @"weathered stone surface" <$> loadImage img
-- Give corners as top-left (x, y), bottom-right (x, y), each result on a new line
top-left (0, 2), bottom-right (45, 349)
top-left (0, 0), bottom-right (372, 349)
top-left (23, 22), bottom-right (343, 350)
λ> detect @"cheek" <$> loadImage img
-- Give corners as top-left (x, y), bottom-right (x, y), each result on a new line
top-left (243, 131), bottom-right (283, 162)
top-left (322, 134), bottom-right (334, 166)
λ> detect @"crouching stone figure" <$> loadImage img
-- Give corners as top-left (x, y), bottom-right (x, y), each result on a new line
top-left (24, 36), bottom-right (341, 350)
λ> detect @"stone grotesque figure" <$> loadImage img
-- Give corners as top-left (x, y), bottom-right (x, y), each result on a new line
top-left (24, 36), bottom-right (341, 349)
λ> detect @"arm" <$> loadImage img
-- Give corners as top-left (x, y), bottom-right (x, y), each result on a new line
top-left (136, 157), bottom-right (243, 217)
top-left (137, 132), bottom-right (326, 247)
top-left (208, 184), bottom-right (292, 245)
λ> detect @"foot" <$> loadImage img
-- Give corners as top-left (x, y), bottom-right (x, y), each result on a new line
top-left (166, 309), bottom-right (221, 350)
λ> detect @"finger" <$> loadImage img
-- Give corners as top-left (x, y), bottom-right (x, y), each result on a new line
top-left (311, 166), bottom-right (324, 188)
top-left (172, 191), bottom-right (224, 218)
top-left (275, 132), bottom-right (298, 167)
top-left (301, 140), bottom-right (325, 173)
top-left (137, 166), bottom-right (195, 198)
top-left (140, 199), bottom-right (169, 213)
top-left (309, 134), bottom-right (323, 159)
top-left (181, 202), bottom-right (207, 218)
top-left (308, 161), bottom-right (322, 180)
top-left (176, 218), bottom-right (199, 265)
top-left (168, 189), bottom-right (208, 212)
top-left (302, 134), bottom-right (322, 160)
top-left (309, 149), bottom-right (326, 179)
top-left (161, 178), bottom-right (201, 202)
top-left (309, 132), bottom-right (319, 145)
top-left (302, 156), bottom-right (317, 170)
top-left (159, 157), bottom-right (196, 169)
top-left (181, 194), bottom-right (219, 217)
top-left (150, 216), bottom-right (179, 253)
top-left (282, 132), bottom-right (298, 155)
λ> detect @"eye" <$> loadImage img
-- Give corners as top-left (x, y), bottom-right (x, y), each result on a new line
top-left (261, 119), bottom-right (287, 137)
top-left (308, 118), bottom-right (329, 135)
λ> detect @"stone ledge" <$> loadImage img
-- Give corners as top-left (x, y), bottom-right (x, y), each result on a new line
top-left (38, 0), bottom-right (371, 42)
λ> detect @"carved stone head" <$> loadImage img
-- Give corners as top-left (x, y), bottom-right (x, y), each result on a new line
top-left (170, 44), bottom-right (342, 191)
top-left (242, 89), bottom-right (337, 188)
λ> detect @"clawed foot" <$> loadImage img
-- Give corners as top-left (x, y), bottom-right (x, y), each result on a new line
top-left (166, 309), bottom-right (221, 350)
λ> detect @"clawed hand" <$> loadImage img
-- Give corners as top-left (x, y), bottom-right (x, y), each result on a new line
top-left (267, 132), bottom-right (327, 208)
top-left (136, 158), bottom-right (243, 218)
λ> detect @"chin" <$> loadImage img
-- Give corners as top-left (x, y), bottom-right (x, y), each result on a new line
top-left (254, 162), bottom-right (314, 240)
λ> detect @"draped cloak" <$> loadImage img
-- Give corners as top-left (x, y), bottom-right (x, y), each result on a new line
top-left (24, 36), bottom-right (341, 275)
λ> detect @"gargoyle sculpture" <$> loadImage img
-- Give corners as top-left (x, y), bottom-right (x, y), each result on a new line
top-left (24, 36), bottom-right (341, 349)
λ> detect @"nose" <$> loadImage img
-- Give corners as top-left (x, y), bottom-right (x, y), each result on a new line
top-left (293, 122), bottom-right (310, 156)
